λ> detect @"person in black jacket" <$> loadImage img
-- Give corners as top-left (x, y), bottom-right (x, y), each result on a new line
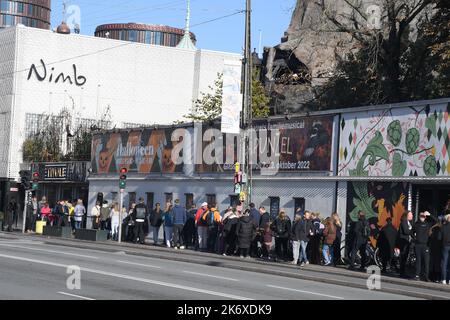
top-left (396, 211), bottom-right (414, 278)
top-left (377, 217), bottom-right (397, 273)
top-left (412, 211), bottom-right (437, 282)
top-left (149, 203), bottom-right (163, 245)
top-left (183, 204), bottom-right (197, 250)
top-left (349, 211), bottom-right (370, 271)
top-left (441, 214), bottom-right (450, 284)
top-left (271, 211), bottom-right (292, 262)
top-left (223, 209), bottom-right (239, 256)
top-left (258, 207), bottom-right (271, 258)
top-left (429, 220), bottom-right (442, 283)
top-left (236, 210), bottom-right (256, 258)
top-left (132, 198), bottom-right (148, 244)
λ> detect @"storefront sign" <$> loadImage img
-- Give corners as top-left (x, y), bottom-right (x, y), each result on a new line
top-left (44, 164), bottom-right (68, 181)
top-left (27, 59), bottom-right (87, 87)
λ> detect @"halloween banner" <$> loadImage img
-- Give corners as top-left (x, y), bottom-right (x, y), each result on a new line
top-left (91, 128), bottom-right (184, 174)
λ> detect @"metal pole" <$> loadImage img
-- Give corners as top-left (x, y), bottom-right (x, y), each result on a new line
top-left (22, 191), bottom-right (30, 233)
top-left (118, 189), bottom-right (124, 243)
top-left (242, 0), bottom-right (253, 206)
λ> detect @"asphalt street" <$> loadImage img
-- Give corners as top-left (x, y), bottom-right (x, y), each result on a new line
top-left (0, 236), bottom-right (424, 300)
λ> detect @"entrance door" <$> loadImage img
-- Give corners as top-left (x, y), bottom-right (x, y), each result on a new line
top-left (414, 184), bottom-right (450, 217)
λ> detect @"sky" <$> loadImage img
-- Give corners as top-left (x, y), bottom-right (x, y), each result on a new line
top-left (51, 0), bottom-right (297, 54)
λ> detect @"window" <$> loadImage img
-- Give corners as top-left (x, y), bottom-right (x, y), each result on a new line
top-left (269, 197), bottom-right (280, 220)
top-left (206, 194), bottom-right (216, 207)
top-left (128, 192), bottom-right (136, 208)
top-left (17, 2), bottom-right (24, 14)
top-left (294, 198), bottom-right (305, 216)
top-left (146, 192), bottom-right (154, 211)
top-left (230, 195), bottom-right (239, 208)
top-left (155, 31), bottom-right (162, 45)
top-left (185, 193), bottom-right (194, 209)
top-left (165, 193), bottom-right (173, 205)
top-left (128, 30), bottom-right (138, 42)
top-left (145, 31), bottom-right (151, 44)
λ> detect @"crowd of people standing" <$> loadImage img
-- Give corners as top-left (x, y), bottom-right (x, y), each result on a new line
top-left (3, 195), bottom-right (450, 286)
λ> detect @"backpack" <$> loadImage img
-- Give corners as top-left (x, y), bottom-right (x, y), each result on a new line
top-left (135, 207), bottom-right (146, 220)
top-left (198, 210), bottom-right (209, 226)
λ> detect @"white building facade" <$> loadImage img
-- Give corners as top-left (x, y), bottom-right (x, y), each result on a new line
top-left (0, 24), bottom-right (242, 185)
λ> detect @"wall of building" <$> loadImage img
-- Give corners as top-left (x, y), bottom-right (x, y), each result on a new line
top-left (0, 27), bottom-right (16, 178)
top-left (0, 25), bottom-right (241, 180)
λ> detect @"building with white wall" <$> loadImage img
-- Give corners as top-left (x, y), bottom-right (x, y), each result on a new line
top-left (0, 24), bottom-right (241, 186)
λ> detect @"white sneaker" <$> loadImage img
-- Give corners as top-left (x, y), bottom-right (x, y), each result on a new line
top-left (240, 255), bottom-right (244, 259)
top-left (174, 247), bottom-right (179, 250)
top-left (180, 246), bottom-right (185, 250)
top-left (300, 262), bottom-right (305, 267)
top-left (442, 280), bottom-right (448, 285)
top-left (305, 261), bottom-right (310, 265)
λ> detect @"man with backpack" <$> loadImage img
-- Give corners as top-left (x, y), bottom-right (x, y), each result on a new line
top-left (204, 204), bottom-right (222, 253)
top-left (132, 198), bottom-right (148, 244)
top-left (195, 202), bottom-right (209, 251)
top-left (349, 211), bottom-right (371, 271)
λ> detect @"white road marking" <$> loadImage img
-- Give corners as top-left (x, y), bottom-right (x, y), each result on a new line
top-left (0, 253), bottom-right (253, 300)
top-left (183, 270), bottom-right (239, 282)
top-left (116, 260), bottom-right (161, 269)
top-left (0, 243), bottom-right (99, 259)
top-left (57, 292), bottom-right (95, 300)
top-left (267, 284), bottom-right (345, 300)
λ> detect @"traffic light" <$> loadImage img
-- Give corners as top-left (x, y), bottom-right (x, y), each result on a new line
top-left (119, 167), bottom-right (127, 189)
top-left (19, 170), bottom-right (32, 190)
top-left (32, 171), bottom-right (40, 190)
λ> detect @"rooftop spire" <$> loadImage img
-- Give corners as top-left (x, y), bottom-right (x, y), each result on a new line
top-left (177, 0), bottom-right (197, 50)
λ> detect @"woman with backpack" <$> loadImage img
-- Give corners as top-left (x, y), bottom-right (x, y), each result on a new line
top-left (223, 208), bottom-right (239, 256)
top-left (236, 209), bottom-right (256, 258)
top-left (323, 217), bottom-right (337, 266)
top-left (271, 211), bottom-right (291, 262)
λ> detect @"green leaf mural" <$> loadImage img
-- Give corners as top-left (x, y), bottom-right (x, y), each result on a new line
top-left (405, 128), bottom-right (420, 154)
top-left (349, 182), bottom-right (377, 221)
top-left (362, 131), bottom-right (389, 166)
top-left (424, 155), bottom-right (438, 176)
top-left (392, 153), bottom-right (407, 176)
top-left (387, 120), bottom-right (402, 146)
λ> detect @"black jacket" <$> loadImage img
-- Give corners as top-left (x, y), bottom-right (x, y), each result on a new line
top-left (271, 217), bottom-right (292, 239)
top-left (259, 212), bottom-right (270, 230)
top-left (397, 218), bottom-right (413, 243)
top-left (236, 215), bottom-right (256, 249)
top-left (377, 222), bottom-right (397, 253)
top-left (132, 203), bottom-right (148, 221)
top-left (149, 209), bottom-right (163, 227)
top-left (412, 216), bottom-right (437, 245)
top-left (291, 219), bottom-right (313, 242)
top-left (351, 218), bottom-right (370, 246)
top-left (442, 222), bottom-right (450, 246)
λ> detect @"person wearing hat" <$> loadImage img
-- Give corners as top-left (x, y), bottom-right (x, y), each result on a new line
top-left (412, 211), bottom-right (437, 282)
top-left (171, 199), bottom-right (187, 249)
top-left (132, 197), bottom-right (148, 244)
top-left (195, 202), bottom-right (209, 251)
top-left (348, 211), bottom-right (371, 270)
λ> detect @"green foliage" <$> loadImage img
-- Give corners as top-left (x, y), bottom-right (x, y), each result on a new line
top-left (392, 153), bottom-right (407, 176)
top-left (252, 69), bottom-right (270, 118)
top-left (316, 0), bottom-right (448, 110)
top-left (387, 120), bottom-right (402, 146)
top-left (405, 128), bottom-right (420, 155)
top-left (183, 73), bottom-right (224, 122)
top-left (424, 155), bottom-right (438, 176)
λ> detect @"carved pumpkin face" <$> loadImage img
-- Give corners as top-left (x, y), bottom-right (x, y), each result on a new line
top-left (98, 150), bottom-right (113, 173)
top-left (162, 148), bottom-right (175, 173)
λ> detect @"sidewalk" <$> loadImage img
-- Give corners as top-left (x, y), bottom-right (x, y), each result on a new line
top-left (1, 230), bottom-right (450, 299)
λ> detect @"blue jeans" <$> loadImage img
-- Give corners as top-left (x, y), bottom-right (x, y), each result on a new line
top-left (323, 244), bottom-right (334, 265)
top-left (75, 221), bottom-right (82, 229)
top-left (164, 226), bottom-right (173, 247)
top-left (300, 240), bottom-right (309, 263)
top-left (442, 246), bottom-right (450, 282)
top-left (153, 226), bottom-right (161, 244)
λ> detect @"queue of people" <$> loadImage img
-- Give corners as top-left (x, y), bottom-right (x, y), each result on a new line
top-left (4, 195), bottom-right (450, 286)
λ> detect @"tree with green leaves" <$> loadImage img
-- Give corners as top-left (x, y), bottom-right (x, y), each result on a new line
top-left (252, 68), bottom-right (270, 118)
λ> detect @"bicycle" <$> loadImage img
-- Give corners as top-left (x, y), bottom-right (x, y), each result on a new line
top-left (340, 239), bottom-right (382, 268)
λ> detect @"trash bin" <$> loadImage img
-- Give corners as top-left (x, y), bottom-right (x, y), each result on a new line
top-left (36, 220), bottom-right (46, 234)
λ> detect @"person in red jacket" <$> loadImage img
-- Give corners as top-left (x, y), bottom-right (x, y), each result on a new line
top-left (195, 202), bottom-right (209, 251)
